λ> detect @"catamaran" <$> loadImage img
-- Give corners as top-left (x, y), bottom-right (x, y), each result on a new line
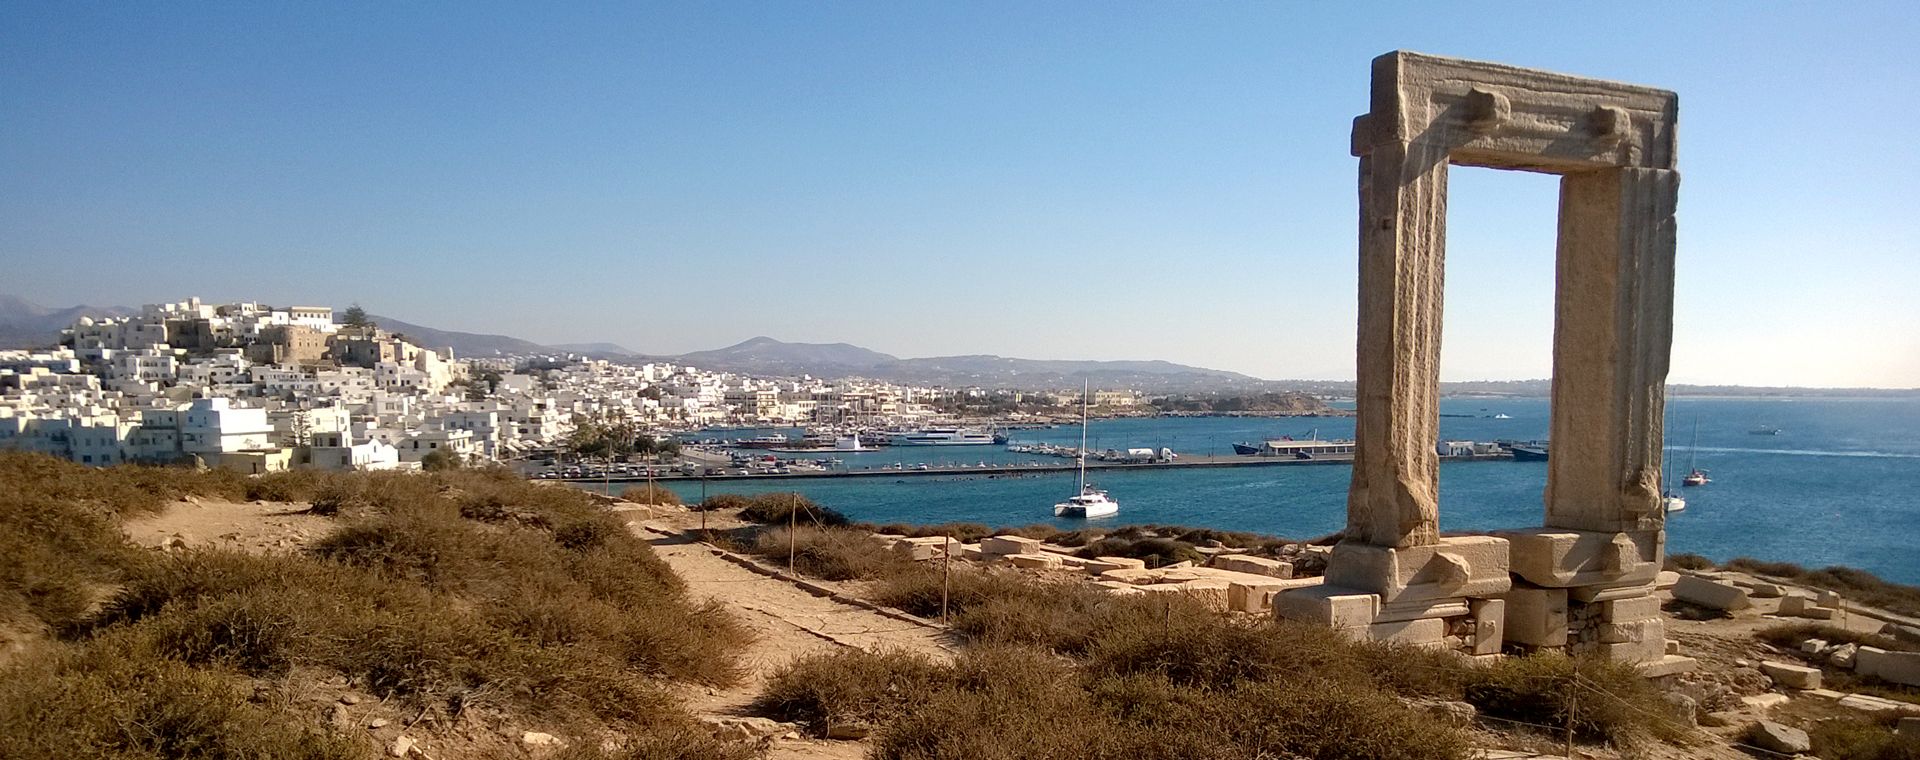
top-left (1054, 380), bottom-right (1118, 518)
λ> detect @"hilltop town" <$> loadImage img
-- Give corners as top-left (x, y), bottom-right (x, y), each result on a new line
top-left (0, 296), bottom-right (1222, 472)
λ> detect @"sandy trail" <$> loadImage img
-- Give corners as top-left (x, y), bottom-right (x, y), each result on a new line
top-left (631, 514), bottom-right (955, 759)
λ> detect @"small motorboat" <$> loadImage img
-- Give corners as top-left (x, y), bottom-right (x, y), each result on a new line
top-left (1682, 469), bottom-right (1710, 487)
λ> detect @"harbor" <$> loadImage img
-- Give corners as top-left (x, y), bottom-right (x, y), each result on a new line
top-left (553, 448), bottom-right (1519, 483)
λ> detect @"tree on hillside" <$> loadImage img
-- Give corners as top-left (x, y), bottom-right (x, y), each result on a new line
top-left (341, 304), bottom-right (373, 328)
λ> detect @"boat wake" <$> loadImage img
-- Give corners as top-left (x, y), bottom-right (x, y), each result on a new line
top-left (1689, 446), bottom-right (1920, 460)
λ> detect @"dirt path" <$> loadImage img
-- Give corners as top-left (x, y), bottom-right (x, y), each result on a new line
top-left (630, 513), bottom-right (956, 760)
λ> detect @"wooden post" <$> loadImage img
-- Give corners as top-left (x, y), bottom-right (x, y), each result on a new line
top-left (941, 534), bottom-right (952, 623)
top-left (699, 475), bottom-right (708, 534)
top-left (1564, 680), bottom-right (1577, 759)
top-left (787, 493), bottom-right (797, 573)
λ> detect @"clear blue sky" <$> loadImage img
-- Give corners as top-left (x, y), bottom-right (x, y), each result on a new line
top-left (3, 2), bottom-right (1916, 387)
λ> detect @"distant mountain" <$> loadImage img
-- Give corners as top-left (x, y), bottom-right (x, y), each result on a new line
top-left (670, 337), bottom-right (1262, 390)
top-left (365, 314), bottom-right (554, 357)
top-left (676, 336), bottom-right (899, 374)
top-left (0, 295), bottom-right (136, 348)
top-left (548, 342), bottom-right (640, 356)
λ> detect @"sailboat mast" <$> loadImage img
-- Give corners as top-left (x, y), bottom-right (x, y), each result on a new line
top-left (1689, 417), bottom-right (1700, 471)
top-left (1078, 379), bottom-right (1090, 495)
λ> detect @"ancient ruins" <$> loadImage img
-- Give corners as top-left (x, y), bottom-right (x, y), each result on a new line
top-left (1273, 51), bottom-right (1695, 675)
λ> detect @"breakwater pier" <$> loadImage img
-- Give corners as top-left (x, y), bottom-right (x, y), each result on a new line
top-left (555, 450), bottom-right (1513, 484)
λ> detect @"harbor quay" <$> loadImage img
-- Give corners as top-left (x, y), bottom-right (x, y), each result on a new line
top-left (551, 449), bottom-right (1516, 483)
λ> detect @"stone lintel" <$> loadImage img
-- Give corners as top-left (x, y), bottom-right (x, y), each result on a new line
top-left (1352, 50), bottom-right (1677, 173)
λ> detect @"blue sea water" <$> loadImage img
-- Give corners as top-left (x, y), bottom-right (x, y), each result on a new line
top-left (616, 397), bottom-right (1920, 584)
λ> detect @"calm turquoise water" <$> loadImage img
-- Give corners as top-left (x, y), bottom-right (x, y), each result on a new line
top-left (614, 397), bottom-right (1920, 584)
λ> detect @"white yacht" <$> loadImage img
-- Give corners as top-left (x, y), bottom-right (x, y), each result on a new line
top-left (890, 428), bottom-right (996, 446)
top-left (1054, 380), bottom-right (1119, 519)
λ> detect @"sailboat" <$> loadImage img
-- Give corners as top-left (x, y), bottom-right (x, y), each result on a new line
top-left (1054, 380), bottom-right (1119, 518)
top-left (1681, 417), bottom-right (1710, 487)
top-left (1661, 441), bottom-right (1686, 512)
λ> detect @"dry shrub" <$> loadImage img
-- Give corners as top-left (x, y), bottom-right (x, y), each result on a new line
top-left (1726, 557), bottom-right (1920, 618)
top-left (871, 646), bottom-right (1120, 760)
top-left (0, 639), bottom-right (357, 760)
top-left (757, 649), bottom-right (952, 733)
top-left (620, 484), bottom-right (682, 506)
top-left (4, 457), bottom-right (750, 756)
top-left (738, 492), bottom-right (848, 526)
top-left (0, 488), bottom-right (144, 630)
top-left (751, 525), bottom-right (909, 581)
top-left (1759, 622), bottom-right (1910, 653)
top-left (1664, 552), bottom-right (1716, 571)
top-left (993, 524), bottom-right (1063, 541)
top-left (0, 451), bottom-right (242, 517)
top-left (1074, 536), bottom-right (1204, 568)
top-left (1463, 650), bottom-right (1691, 745)
top-left (1809, 715), bottom-right (1920, 760)
top-left (694, 493), bottom-right (751, 512)
top-left (871, 564), bottom-right (1034, 620)
top-left (861, 522), bottom-right (995, 543)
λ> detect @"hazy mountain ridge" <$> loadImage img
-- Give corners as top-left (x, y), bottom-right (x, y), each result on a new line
top-left (0, 295), bottom-right (136, 348)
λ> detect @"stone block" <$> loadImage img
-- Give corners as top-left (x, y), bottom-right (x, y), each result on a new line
top-left (1502, 583), bottom-right (1568, 647)
top-left (891, 537), bottom-right (951, 561)
top-left (1746, 581), bottom-right (1785, 598)
top-left (1324, 536), bottom-right (1510, 603)
top-left (1760, 661), bottom-right (1823, 690)
top-left (1084, 556), bottom-right (1147, 574)
top-left (1636, 654), bottom-right (1698, 678)
top-left (1227, 578), bottom-right (1322, 615)
top-left (1571, 582), bottom-right (1657, 604)
top-left (1139, 580), bottom-right (1229, 610)
top-left (958, 544), bottom-right (983, 561)
top-left (1008, 553), bottom-right (1063, 570)
top-left (1500, 528), bottom-right (1662, 588)
top-left (1856, 647), bottom-right (1920, 687)
top-left (1596, 594), bottom-right (1663, 623)
top-left (980, 535), bottom-right (1042, 556)
top-left (1672, 575), bottom-right (1751, 611)
top-left (1802, 639), bottom-right (1830, 655)
top-left (1837, 693), bottom-right (1911, 713)
top-left (1093, 581), bottom-right (1143, 596)
top-left (1272, 584), bottom-right (1378, 630)
top-left (1898, 716), bottom-right (1920, 738)
top-left (1469, 598), bottom-right (1505, 656)
top-left (1750, 721), bottom-right (1811, 755)
top-left (1375, 598), bottom-right (1470, 623)
top-left (1818, 590), bottom-right (1844, 607)
top-left (1213, 554), bottom-right (1294, 579)
top-left (1883, 623), bottom-right (1920, 644)
top-left (1601, 636), bottom-right (1665, 664)
top-left (1741, 693), bottom-right (1791, 711)
top-left (1599, 618), bottom-right (1664, 645)
top-left (1654, 570), bottom-right (1681, 589)
top-left (1368, 616), bottom-right (1448, 647)
top-left (1779, 595), bottom-right (1838, 619)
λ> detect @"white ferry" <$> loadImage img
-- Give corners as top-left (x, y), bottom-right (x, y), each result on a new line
top-left (1229, 438), bottom-right (1357, 459)
top-left (889, 428), bottom-right (997, 446)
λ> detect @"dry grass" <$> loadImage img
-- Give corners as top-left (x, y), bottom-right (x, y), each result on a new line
top-left (1724, 557), bottom-right (1920, 618)
top-left (1808, 714), bottom-right (1920, 760)
top-left (620, 484), bottom-right (682, 505)
top-left (749, 525), bottom-right (911, 581)
top-left (0, 452), bottom-right (754, 760)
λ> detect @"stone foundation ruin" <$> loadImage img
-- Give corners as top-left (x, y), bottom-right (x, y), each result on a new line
top-left (1274, 51), bottom-right (1694, 675)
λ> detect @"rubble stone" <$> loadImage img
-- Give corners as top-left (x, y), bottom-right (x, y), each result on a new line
top-left (1671, 575), bottom-right (1751, 611)
top-left (1749, 721), bottom-right (1810, 755)
top-left (1856, 647), bottom-right (1920, 687)
top-left (1760, 661), bottom-right (1822, 690)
